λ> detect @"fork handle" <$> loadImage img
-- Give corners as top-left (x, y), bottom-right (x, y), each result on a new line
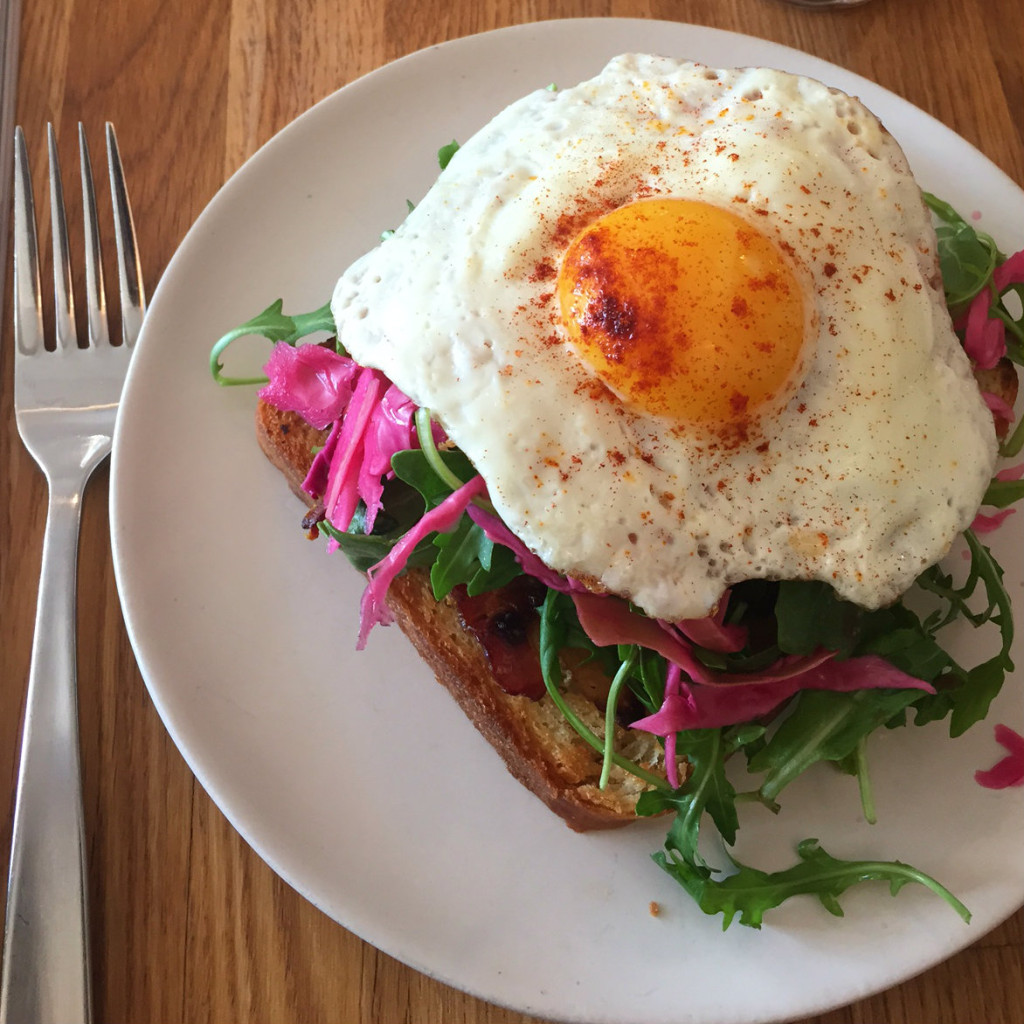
top-left (1, 484), bottom-right (92, 1024)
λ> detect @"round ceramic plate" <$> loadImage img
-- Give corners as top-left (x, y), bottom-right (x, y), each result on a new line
top-left (110, 18), bottom-right (1024, 1024)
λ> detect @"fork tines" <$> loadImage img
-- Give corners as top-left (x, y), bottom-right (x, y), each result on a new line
top-left (13, 123), bottom-right (146, 358)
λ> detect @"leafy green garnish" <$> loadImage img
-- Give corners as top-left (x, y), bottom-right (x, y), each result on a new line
top-left (437, 139), bottom-right (460, 169)
top-left (774, 580), bottom-right (866, 657)
top-left (982, 475), bottom-right (1024, 509)
top-left (210, 299), bottom-right (336, 386)
top-left (601, 648), bottom-right (638, 789)
top-left (413, 407), bottom-right (467, 492)
top-left (1002, 416), bottom-right (1024, 459)
top-left (655, 837), bottom-right (970, 930)
top-left (638, 729), bottom-right (738, 850)
top-left (914, 530), bottom-right (1014, 735)
top-left (391, 447), bottom-right (476, 510)
top-left (923, 192), bottom-right (1001, 310)
top-left (748, 688), bottom-right (922, 802)
top-left (316, 480), bottom-right (436, 573)
top-left (924, 190), bottom-right (1024, 368)
top-left (389, 442), bottom-right (521, 600)
top-left (431, 516), bottom-right (521, 600)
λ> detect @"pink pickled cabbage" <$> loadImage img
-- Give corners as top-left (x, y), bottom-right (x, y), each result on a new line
top-left (673, 601), bottom-right (747, 654)
top-left (302, 419), bottom-right (339, 501)
top-left (660, 663), bottom-right (689, 788)
top-left (975, 723), bottom-right (1024, 789)
top-left (321, 369), bottom-right (383, 536)
top-left (357, 385), bottom-right (416, 533)
top-left (963, 292), bottom-right (1006, 369)
top-left (961, 248), bottom-right (1024, 369)
top-left (572, 587), bottom-right (931, 733)
top-left (259, 341), bottom-right (358, 429)
top-left (971, 508), bottom-right (1015, 533)
top-left (571, 591), bottom-right (831, 688)
top-left (284, 360), bottom-right (416, 537)
top-left (632, 654), bottom-right (934, 735)
top-left (358, 475), bottom-right (487, 648)
top-left (572, 591), bottom-right (711, 682)
top-left (994, 248), bottom-right (1024, 291)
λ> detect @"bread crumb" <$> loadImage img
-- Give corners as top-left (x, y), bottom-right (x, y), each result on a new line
top-left (649, 901), bottom-right (661, 917)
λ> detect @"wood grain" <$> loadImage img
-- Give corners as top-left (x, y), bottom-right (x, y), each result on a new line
top-left (2, 1), bottom-right (1022, 1022)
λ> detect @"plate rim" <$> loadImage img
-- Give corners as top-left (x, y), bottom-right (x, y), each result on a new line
top-left (110, 17), bottom-right (1024, 1024)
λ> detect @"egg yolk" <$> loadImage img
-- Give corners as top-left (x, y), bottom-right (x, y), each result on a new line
top-left (557, 198), bottom-right (807, 426)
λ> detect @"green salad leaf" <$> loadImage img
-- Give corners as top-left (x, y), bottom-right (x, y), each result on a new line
top-left (316, 481), bottom-right (437, 573)
top-left (924, 190), bottom-right (1024, 369)
top-left (747, 688), bottom-right (922, 802)
top-left (657, 838), bottom-right (970, 930)
top-left (210, 299), bottom-right (336, 386)
top-left (923, 192), bottom-right (1001, 310)
top-left (431, 517), bottom-right (521, 599)
top-left (437, 139), bottom-right (460, 169)
top-left (982, 476), bottom-right (1024, 509)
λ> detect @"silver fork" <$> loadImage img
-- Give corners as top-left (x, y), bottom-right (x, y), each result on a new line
top-left (1, 123), bottom-right (145, 1024)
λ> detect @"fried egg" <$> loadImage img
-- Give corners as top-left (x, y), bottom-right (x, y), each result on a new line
top-left (331, 54), bottom-right (997, 621)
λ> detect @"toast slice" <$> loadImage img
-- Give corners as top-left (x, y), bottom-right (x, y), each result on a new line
top-left (255, 399), bottom-right (674, 831)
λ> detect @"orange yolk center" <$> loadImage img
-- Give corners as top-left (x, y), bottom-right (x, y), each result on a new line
top-left (556, 198), bottom-right (807, 426)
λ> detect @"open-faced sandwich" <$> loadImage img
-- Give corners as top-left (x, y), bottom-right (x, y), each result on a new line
top-left (212, 55), bottom-right (1024, 926)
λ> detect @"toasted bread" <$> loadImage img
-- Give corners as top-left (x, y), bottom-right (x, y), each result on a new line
top-left (975, 357), bottom-right (1020, 438)
top-left (255, 399), bottom-right (672, 831)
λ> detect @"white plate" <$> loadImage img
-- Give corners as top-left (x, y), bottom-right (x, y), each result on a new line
top-left (110, 18), bottom-right (1024, 1024)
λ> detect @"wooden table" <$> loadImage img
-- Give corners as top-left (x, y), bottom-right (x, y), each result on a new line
top-left (2, 1), bottom-right (1022, 1021)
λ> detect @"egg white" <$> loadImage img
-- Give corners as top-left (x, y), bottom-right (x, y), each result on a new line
top-left (331, 54), bottom-right (997, 621)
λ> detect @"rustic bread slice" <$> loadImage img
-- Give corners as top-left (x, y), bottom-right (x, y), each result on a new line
top-left (255, 399), bottom-right (673, 831)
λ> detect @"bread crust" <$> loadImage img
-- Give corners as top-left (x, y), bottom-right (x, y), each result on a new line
top-left (255, 399), bottom-right (669, 830)
top-left (974, 357), bottom-right (1020, 438)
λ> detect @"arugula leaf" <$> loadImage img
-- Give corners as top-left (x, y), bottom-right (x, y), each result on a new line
top-left (857, 621), bottom-right (951, 681)
top-left (391, 448), bottom-right (477, 509)
top-left (317, 489), bottom-right (437, 573)
top-left (437, 140), bottom-right (460, 169)
top-left (318, 519), bottom-right (437, 574)
top-left (466, 541), bottom-right (521, 596)
top-left (775, 581), bottom-right (865, 657)
top-left (431, 516), bottom-right (489, 599)
top-left (1002, 404), bottom-right (1024, 458)
top-left (657, 838), bottom-right (970, 930)
top-left (922, 192), bottom-right (1001, 310)
top-left (748, 688), bottom-right (923, 802)
top-left (414, 407), bottom-right (469, 491)
top-left (601, 649), bottom-right (638, 789)
top-left (773, 581), bottom-right (952, 679)
top-left (638, 720), bottom-right (969, 927)
top-left (430, 516), bottom-right (521, 599)
top-left (914, 530), bottom-right (1015, 736)
top-left (210, 299), bottom-right (336, 385)
top-left (636, 729), bottom-right (737, 869)
top-left (634, 646), bottom-right (668, 715)
top-left (982, 476), bottom-right (1024, 509)
top-left (921, 192), bottom-right (1024, 366)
